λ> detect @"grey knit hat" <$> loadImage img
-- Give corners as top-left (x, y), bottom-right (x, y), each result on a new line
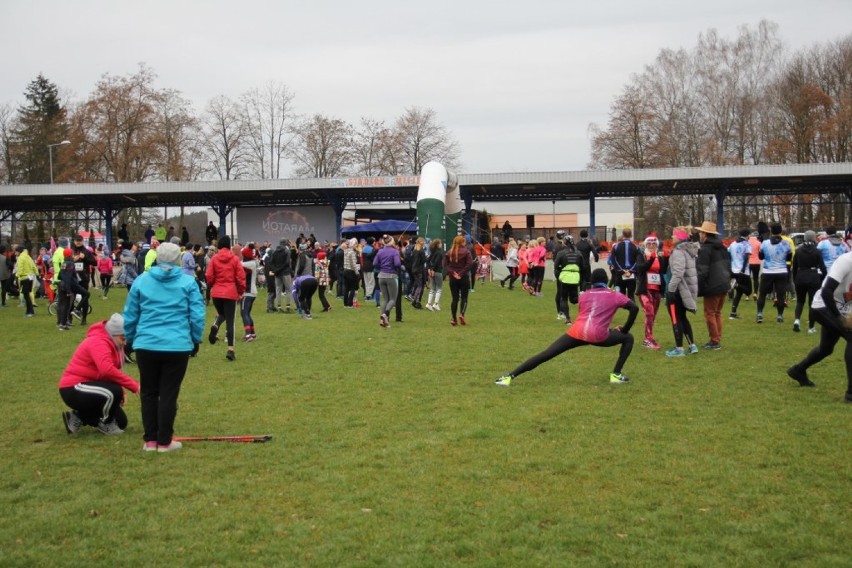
top-left (156, 242), bottom-right (181, 266)
top-left (105, 313), bottom-right (124, 336)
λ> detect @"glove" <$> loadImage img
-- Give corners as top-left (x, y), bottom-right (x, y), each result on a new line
top-left (190, 342), bottom-right (200, 357)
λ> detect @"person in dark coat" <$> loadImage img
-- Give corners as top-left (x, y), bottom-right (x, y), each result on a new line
top-left (791, 230), bottom-right (827, 334)
top-left (609, 229), bottom-right (640, 299)
top-left (576, 229), bottom-right (600, 291)
top-left (553, 235), bottom-right (585, 324)
top-left (205, 222), bottom-right (219, 245)
top-left (696, 221), bottom-right (731, 350)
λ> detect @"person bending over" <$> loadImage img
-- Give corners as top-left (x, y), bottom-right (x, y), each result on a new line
top-left (495, 268), bottom-right (639, 386)
top-left (58, 313), bottom-right (139, 435)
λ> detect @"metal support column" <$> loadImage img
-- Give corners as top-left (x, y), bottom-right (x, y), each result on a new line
top-left (716, 186), bottom-right (728, 235)
top-left (588, 189), bottom-right (597, 238)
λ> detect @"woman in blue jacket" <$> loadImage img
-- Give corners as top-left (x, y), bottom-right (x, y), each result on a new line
top-left (123, 242), bottom-right (206, 453)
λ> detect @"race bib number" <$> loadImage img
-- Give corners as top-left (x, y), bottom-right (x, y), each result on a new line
top-left (647, 273), bottom-right (661, 285)
top-left (74, 262), bottom-right (84, 272)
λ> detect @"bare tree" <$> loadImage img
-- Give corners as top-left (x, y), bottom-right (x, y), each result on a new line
top-left (0, 103), bottom-right (15, 184)
top-left (202, 95), bottom-right (248, 180)
top-left (240, 81), bottom-right (295, 179)
top-left (393, 106), bottom-right (461, 174)
top-left (351, 117), bottom-right (390, 176)
top-left (289, 114), bottom-right (352, 178)
top-left (153, 88), bottom-right (199, 181)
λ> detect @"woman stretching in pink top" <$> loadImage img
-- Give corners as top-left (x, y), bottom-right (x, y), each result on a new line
top-left (495, 268), bottom-right (639, 386)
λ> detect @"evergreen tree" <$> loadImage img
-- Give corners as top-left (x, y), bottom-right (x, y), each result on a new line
top-left (12, 74), bottom-right (68, 183)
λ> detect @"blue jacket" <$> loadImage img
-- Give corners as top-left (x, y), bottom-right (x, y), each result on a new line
top-left (123, 263), bottom-right (206, 352)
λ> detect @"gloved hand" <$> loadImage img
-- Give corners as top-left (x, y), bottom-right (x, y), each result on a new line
top-left (190, 342), bottom-right (200, 357)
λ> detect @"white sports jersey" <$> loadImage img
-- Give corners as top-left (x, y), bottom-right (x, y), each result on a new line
top-left (812, 251), bottom-right (852, 315)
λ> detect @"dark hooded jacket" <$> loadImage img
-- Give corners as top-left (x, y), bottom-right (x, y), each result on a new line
top-left (696, 234), bottom-right (731, 297)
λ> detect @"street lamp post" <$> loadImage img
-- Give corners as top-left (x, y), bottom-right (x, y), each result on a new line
top-left (47, 140), bottom-right (70, 184)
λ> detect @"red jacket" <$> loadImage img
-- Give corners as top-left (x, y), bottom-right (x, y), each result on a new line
top-left (58, 321), bottom-right (139, 392)
top-left (206, 247), bottom-right (246, 300)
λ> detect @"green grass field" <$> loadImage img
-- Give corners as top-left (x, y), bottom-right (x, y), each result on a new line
top-left (1, 279), bottom-right (850, 567)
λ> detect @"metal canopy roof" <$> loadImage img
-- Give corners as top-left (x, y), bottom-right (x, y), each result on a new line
top-left (1, 163), bottom-right (850, 215)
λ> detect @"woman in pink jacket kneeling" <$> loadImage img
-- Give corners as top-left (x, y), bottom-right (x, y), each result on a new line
top-left (58, 313), bottom-right (139, 435)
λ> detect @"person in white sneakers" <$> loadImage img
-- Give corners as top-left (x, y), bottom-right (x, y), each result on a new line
top-left (425, 239), bottom-right (444, 311)
top-left (58, 313), bottom-right (139, 436)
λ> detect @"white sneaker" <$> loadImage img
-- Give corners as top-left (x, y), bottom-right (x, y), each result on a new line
top-left (97, 420), bottom-right (124, 435)
top-left (157, 440), bottom-right (183, 453)
top-left (557, 313), bottom-right (566, 320)
top-left (62, 410), bottom-right (83, 434)
top-left (425, 304), bottom-right (434, 311)
top-left (433, 304), bottom-right (441, 311)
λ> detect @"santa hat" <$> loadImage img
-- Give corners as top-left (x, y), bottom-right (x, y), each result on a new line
top-left (644, 233), bottom-right (658, 245)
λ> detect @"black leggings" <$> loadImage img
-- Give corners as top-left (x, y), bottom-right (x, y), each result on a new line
top-left (509, 331), bottom-right (634, 378)
top-left (212, 298), bottom-right (237, 347)
top-left (557, 282), bottom-right (579, 319)
top-left (298, 278), bottom-right (317, 315)
top-left (794, 275), bottom-right (821, 328)
top-left (667, 295), bottom-right (694, 348)
top-left (100, 274), bottom-right (112, 295)
top-left (449, 276), bottom-right (470, 321)
top-left (757, 272), bottom-right (788, 315)
top-left (502, 266), bottom-right (519, 288)
top-left (136, 349), bottom-right (189, 446)
top-left (343, 269), bottom-right (359, 307)
top-left (60, 381), bottom-right (128, 428)
top-left (796, 309), bottom-right (852, 393)
top-left (730, 273), bottom-right (752, 315)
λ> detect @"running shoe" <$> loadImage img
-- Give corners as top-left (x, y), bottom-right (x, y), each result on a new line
top-left (157, 441), bottom-right (183, 453)
top-left (62, 411), bottom-right (82, 434)
top-left (459, 314), bottom-right (466, 326)
top-left (494, 375), bottom-right (512, 387)
top-left (793, 320), bottom-right (800, 332)
top-left (143, 441), bottom-right (158, 452)
top-left (97, 420), bottom-right (124, 435)
top-left (689, 344), bottom-right (699, 354)
top-left (786, 365), bottom-right (815, 387)
top-left (226, 350), bottom-right (235, 361)
top-left (609, 373), bottom-right (629, 383)
top-left (665, 348), bottom-right (685, 357)
top-left (208, 324), bottom-right (219, 345)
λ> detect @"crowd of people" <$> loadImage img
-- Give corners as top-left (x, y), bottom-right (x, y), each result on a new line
top-left (4, 216), bottom-right (851, 454)
top-left (493, 221), bottom-right (852, 403)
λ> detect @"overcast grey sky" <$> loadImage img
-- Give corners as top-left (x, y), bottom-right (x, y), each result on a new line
top-left (1, 0), bottom-right (850, 175)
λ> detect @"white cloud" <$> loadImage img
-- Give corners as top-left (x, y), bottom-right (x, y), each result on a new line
top-left (1, 0), bottom-right (850, 174)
